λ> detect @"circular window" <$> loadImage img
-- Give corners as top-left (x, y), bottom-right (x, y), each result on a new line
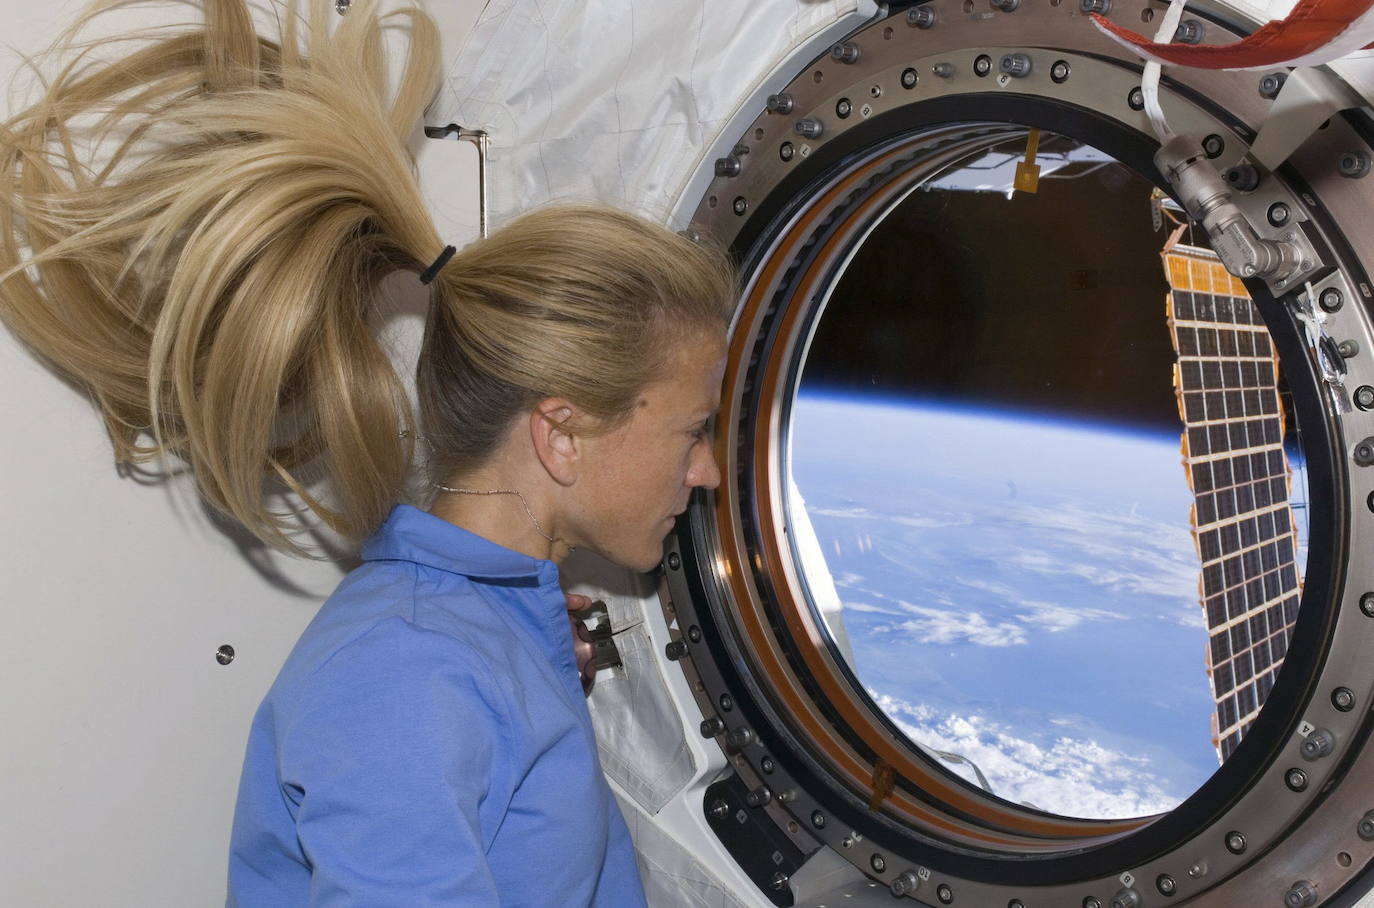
top-left (663, 5), bottom-right (1374, 905)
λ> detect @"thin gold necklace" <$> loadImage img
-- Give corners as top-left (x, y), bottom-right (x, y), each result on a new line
top-left (433, 485), bottom-right (563, 548)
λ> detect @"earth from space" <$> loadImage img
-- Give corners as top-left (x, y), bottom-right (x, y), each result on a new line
top-left (788, 392), bottom-right (1286, 820)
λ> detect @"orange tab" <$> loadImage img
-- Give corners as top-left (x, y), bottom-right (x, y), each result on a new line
top-left (868, 759), bottom-right (896, 811)
top-left (1013, 128), bottom-right (1041, 194)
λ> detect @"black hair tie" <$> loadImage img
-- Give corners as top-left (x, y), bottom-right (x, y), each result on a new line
top-left (419, 245), bottom-right (457, 285)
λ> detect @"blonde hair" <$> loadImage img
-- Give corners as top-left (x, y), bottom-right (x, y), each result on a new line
top-left (0, 0), bottom-right (735, 553)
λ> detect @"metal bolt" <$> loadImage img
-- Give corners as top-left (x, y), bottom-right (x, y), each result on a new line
top-left (1359, 810), bottom-right (1374, 840)
top-left (1355, 437), bottom-right (1374, 466)
top-left (719, 693), bottom-right (734, 711)
top-left (1333, 687), bottom-right (1356, 711)
top-left (891, 871), bottom-right (921, 896)
top-left (1110, 888), bottom-right (1141, 908)
top-left (1260, 72), bottom-right (1287, 99)
top-left (766, 93), bottom-right (794, 115)
top-left (777, 788), bottom-right (797, 803)
top-left (700, 716), bottom-right (725, 737)
top-left (1000, 53), bottom-right (1033, 78)
top-left (1157, 874), bottom-right (1177, 896)
top-left (334, 0), bottom-right (350, 13)
top-left (761, 755), bottom-right (776, 773)
top-left (709, 798), bottom-right (730, 818)
top-left (1188, 861), bottom-right (1208, 879)
top-left (1203, 134), bottom-right (1225, 158)
top-left (1174, 19), bottom-right (1203, 43)
top-left (933, 62), bottom-right (955, 78)
top-left (1084, 900), bottom-right (1103, 908)
top-left (1010, 901), bottom-right (1026, 908)
top-left (665, 640), bottom-right (688, 660)
top-left (1051, 60), bottom-right (1071, 83)
top-left (1320, 287), bottom-right (1345, 311)
top-left (937, 883), bottom-right (954, 904)
top-left (1302, 728), bottom-right (1336, 760)
top-left (974, 54), bottom-right (993, 77)
top-left (990, 0), bottom-right (1019, 11)
top-left (811, 810), bottom-right (826, 828)
top-left (1362, 592), bottom-right (1374, 617)
top-left (908, 5), bottom-right (937, 28)
top-left (835, 98), bottom-right (852, 118)
top-left (1225, 163), bottom-right (1260, 192)
top-left (1128, 87), bottom-right (1145, 110)
top-left (1242, 263), bottom-right (1258, 276)
top-left (770, 871), bottom-right (790, 892)
top-left (1358, 387), bottom-right (1374, 411)
top-left (667, 552), bottom-right (682, 570)
top-left (745, 786), bottom-right (772, 807)
top-left (1286, 767), bottom-right (1310, 791)
top-left (688, 625), bottom-right (702, 642)
top-left (1080, 0), bottom-right (1110, 12)
top-left (779, 142), bottom-right (796, 164)
top-left (794, 118), bottom-right (824, 140)
top-left (1340, 339), bottom-right (1361, 358)
top-left (1226, 831), bottom-right (1247, 854)
top-left (901, 67), bottom-right (919, 89)
top-left (714, 157), bottom-right (741, 178)
top-left (1267, 202), bottom-right (1291, 226)
top-left (1285, 880), bottom-right (1318, 908)
top-left (1340, 151), bottom-right (1371, 178)
top-left (725, 727), bottom-right (755, 748)
top-left (731, 197), bottom-right (747, 216)
top-left (215, 644), bottom-right (235, 666)
top-left (870, 853), bottom-right (886, 873)
top-left (831, 42), bottom-right (860, 64)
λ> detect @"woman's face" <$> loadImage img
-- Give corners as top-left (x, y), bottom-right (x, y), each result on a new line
top-left (570, 333), bottom-right (727, 572)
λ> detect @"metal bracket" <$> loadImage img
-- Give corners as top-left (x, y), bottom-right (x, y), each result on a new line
top-left (424, 123), bottom-right (489, 238)
top-left (1292, 283), bottom-right (1353, 416)
top-left (1249, 66), bottom-right (1365, 172)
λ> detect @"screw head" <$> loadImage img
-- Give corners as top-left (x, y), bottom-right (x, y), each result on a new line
top-left (1339, 339), bottom-right (1360, 359)
top-left (933, 62), bottom-right (955, 78)
top-left (1285, 767), bottom-right (1310, 791)
top-left (665, 640), bottom-right (688, 660)
top-left (1359, 810), bottom-right (1374, 840)
top-left (1320, 287), bottom-right (1344, 311)
top-left (907, 6), bottom-right (937, 28)
top-left (1226, 831), bottom-right (1247, 854)
top-left (1156, 874), bottom-right (1177, 896)
top-left (687, 624), bottom-right (702, 642)
top-left (1083, 900), bottom-right (1103, 908)
top-left (770, 871), bottom-right (789, 891)
top-left (779, 142), bottom-right (795, 162)
top-left (1202, 134), bottom-right (1225, 158)
top-left (901, 67), bottom-right (919, 89)
top-left (891, 871), bottom-right (921, 896)
top-left (1355, 386), bottom-right (1374, 410)
top-left (1051, 60), bottom-right (1071, 83)
top-left (1267, 202), bottom-right (1291, 226)
top-left (719, 693), bottom-right (734, 711)
top-left (811, 810), bottom-right (826, 828)
top-left (937, 883), bottom-right (954, 903)
top-left (1188, 861), bottom-right (1208, 879)
top-left (1340, 151), bottom-right (1370, 178)
top-left (1080, 0), bottom-right (1110, 12)
top-left (1362, 592), bottom-right (1374, 617)
top-left (710, 798), bottom-right (730, 818)
top-left (334, 0), bottom-right (351, 13)
top-left (835, 98), bottom-right (852, 118)
top-left (1128, 87), bottom-right (1145, 110)
top-left (974, 54), bottom-right (993, 77)
top-left (745, 786), bottom-right (772, 807)
top-left (1259, 72), bottom-right (1287, 99)
top-left (732, 197), bottom-right (748, 216)
top-left (870, 853), bottom-right (886, 873)
top-left (761, 756), bottom-right (776, 773)
top-left (699, 716), bottom-right (725, 737)
top-left (667, 552), bottom-right (682, 570)
top-left (215, 644), bottom-right (235, 665)
top-left (1333, 687), bottom-right (1356, 711)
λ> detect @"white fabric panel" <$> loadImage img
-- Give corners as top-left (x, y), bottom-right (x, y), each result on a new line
top-left (621, 800), bottom-right (753, 908)
top-left (435, 0), bottom-right (866, 227)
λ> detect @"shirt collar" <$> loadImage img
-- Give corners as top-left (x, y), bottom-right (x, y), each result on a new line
top-left (361, 504), bottom-right (557, 583)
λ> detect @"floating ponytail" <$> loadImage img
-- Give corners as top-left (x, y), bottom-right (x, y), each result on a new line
top-left (0, 0), bottom-right (448, 552)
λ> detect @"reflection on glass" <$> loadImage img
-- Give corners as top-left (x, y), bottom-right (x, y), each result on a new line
top-left (785, 132), bottom-right (1309, 821)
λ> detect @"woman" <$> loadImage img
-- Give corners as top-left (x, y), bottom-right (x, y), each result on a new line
top-left (0, 0), bottom-right (734, 903)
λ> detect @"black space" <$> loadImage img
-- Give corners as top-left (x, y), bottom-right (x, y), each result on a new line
top-left (801, 156), bottom-right (1187, 432)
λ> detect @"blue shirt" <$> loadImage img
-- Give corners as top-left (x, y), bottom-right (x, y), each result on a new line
top-left (227, 505), bottom-right (647, 907)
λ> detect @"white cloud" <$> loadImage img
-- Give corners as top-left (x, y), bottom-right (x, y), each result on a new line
top-left (869, 690), bottom-right (1183, 819)
top-left (870, 604), bottom-right (1028, 648)
top-left (1014, 600), bottom-right (1125, 632)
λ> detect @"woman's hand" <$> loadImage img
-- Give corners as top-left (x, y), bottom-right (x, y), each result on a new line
top-left (565, 593), bottom-right (598, 694)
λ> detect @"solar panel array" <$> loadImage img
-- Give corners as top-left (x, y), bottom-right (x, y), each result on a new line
top-left (1162, 241), bottom-right (1303, 761)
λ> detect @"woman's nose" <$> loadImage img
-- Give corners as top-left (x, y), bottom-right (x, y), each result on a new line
top-left (689, 439), bottom-right (722, 490)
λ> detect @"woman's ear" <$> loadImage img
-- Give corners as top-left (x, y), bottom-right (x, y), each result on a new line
top-left (529, 399), bottom-right (581, 486)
